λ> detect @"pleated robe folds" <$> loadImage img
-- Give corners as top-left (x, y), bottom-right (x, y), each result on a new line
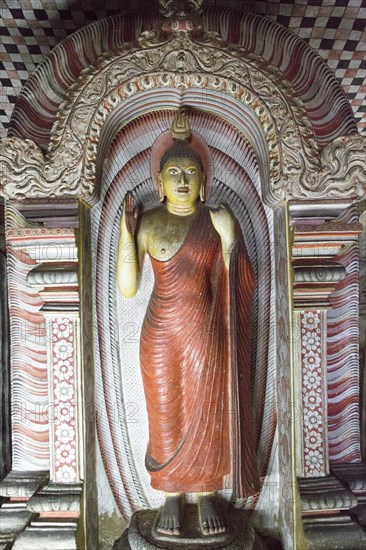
top-left (140, 204), bottom-right (260, 498)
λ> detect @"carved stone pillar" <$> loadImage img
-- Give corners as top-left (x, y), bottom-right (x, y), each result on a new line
top-left (28, 266), bottom-right (81, 486)
top-left (0, 220), bottom-right (83, 550)
top-left (292, 205), bottom-right (362, 477)
top-left (293, 271), bottom-right (345, 479)
top-left (291, 202), bottom-right (366, 549)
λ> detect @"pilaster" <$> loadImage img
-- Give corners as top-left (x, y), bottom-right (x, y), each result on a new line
top-left (0, 211), bottom-right (84, 549)
top-left (290, 201), bottom-right (366, 549)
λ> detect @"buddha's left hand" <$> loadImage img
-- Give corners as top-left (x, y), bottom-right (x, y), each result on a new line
top-left (209, 203), bottom-right (236, 246)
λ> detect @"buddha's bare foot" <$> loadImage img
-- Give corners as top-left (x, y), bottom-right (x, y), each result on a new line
top-left (198, 492), bottom-right (225, 536)
top-left (154, 493), bottom-right (184, 536)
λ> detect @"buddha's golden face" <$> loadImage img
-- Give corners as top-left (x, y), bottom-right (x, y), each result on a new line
top-left (158, 157), bottom-right (204, 205)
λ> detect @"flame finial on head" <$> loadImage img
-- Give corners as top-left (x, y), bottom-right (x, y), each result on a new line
top-left (171, 111), bottom-right (192, 141)
top-left (159, 112), bottom-right (203, 170)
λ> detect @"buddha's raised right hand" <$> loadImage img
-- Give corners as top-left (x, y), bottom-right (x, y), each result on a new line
top-left (123, 191), bottom-right (140, 235)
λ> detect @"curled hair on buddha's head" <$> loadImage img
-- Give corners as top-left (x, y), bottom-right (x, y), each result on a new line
top-left (159, 112), bottom-right (204, 171)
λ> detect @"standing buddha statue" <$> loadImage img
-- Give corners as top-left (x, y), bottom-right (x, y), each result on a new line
top-left (117, 112), bottom-right (260, 538)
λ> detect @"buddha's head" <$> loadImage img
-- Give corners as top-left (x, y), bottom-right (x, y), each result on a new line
top-left (157, 112), bottom-right (205, 206)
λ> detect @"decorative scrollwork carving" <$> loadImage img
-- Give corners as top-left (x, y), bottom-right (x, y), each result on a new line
top-left (0, 138), bottom-right (45, 199)
top-left (303, 135), bottom-right (366, 199)
top-left (0, 135), bottom-right (83, 199)
top-left (80, 71), bottom-right (282, 203)
top-left (294, 265), bottom-right (346, 284)
top-left (159, 0), bottom-right (203, 18)
top-left (0, 14), bottom-right (364, 204)
top-left (27, 268), bottom-right (78, 287)
top-left (158, 0), bottom-right (204, 35)
top-left (299, 477), bottom-right (358, 512)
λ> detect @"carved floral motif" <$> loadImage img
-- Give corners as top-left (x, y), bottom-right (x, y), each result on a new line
top-left (300, 310), bottom-right (326, 477)
top-left (51, 317), bottom-right (79, 484)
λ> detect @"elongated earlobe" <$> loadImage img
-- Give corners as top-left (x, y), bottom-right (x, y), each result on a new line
top-left (200, 175), bottom-right (205, 202)
top-left (157, 172), bottom-right (165, 202)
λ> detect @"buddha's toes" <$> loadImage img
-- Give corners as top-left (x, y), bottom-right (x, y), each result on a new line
top-left (198, 493), bottom-right (226, 536)
top-left (154, 494), bottom-right (184, 536)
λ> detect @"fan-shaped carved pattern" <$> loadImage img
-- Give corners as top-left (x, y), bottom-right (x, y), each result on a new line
top-left (92, 110), bottom-right (275, 517)
top-left (6, 9), bottom-right (358, 148)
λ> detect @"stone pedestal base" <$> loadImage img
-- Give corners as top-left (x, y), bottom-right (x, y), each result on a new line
top-left (113, 505), bottom-right (267, 550)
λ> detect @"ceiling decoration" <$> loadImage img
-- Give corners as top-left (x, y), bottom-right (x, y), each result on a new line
top-left (0, 0), bottom-right (364, 139)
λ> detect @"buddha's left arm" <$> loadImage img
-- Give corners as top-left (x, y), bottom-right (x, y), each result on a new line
top-left (209, 204), bottom-right (236, 270)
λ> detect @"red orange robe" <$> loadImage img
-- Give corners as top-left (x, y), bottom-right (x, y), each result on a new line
top-left (140, 204), bottom-right (260, 497)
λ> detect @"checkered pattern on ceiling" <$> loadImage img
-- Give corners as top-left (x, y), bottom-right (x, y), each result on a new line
top-left (0, 0), bottom-right (365, 139)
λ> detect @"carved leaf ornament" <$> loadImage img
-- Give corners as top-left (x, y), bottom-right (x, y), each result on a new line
top-left (0, 12), bottom-right (365, 204)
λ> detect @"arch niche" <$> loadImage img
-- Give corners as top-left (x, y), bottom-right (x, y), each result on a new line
top-left (0, 2), bottom-right (365, 550)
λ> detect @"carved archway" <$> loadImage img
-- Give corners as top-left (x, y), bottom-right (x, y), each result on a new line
top-left (0, 5), bottom-right (364, 205)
